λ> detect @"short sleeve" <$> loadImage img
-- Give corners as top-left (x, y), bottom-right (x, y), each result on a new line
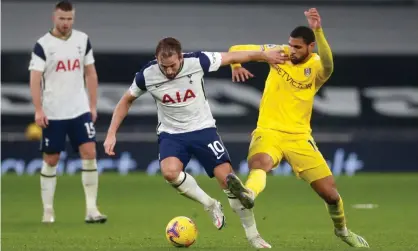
top-left (84, 38), bottom-right (95, 66)
top-left (200, 52), bottom-right (222, 73)
top-left (129, 71), bottom-right (147, 97)
top-left (28, 42), bottom-right (46, 72)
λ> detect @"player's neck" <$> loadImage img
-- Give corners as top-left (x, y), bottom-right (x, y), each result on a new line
top-left (50, 28), bottom-right (72, 41)
top-left (299, 53), bottom-right (313, 65)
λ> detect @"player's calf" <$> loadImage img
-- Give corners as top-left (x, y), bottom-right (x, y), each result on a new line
top-left (224, 189), bottom-right (271, 248)
top-left (310, 175), bottom-right (340, 205)
top-left (245, 153), bottom-right (275, 199)
top-left (161, 157), bottom-right (223, 229)
top-left (79, 142), bottom-right (105, 221)
top-left (310, 175), bottom-right (353, 239)
top-left (163, 158), bottom-right (225, 229)
top-left (40, 153), bottom-right (59, 223)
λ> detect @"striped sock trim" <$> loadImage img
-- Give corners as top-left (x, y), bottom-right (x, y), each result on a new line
top-left (172, 172), bottom-right (187, 188)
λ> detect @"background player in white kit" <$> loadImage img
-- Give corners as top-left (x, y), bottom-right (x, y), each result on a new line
top-left (29, 1), bottom-right (106, 224)
top-left (104, 37), bottom-right (286, 248)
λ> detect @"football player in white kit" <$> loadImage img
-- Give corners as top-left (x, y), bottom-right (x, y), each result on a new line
top-left (104, 37), bottom-right (286, 248)
top-left (29, 1), bottom-right (106, 224)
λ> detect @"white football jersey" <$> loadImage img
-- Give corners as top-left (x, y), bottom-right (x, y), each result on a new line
top-left (129, 51), bottom-right (223, 134)
top-left (28, 29), bottom-right (94, 120)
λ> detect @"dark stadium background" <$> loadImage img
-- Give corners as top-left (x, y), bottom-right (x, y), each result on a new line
top-left (1, 1), bottom-right (418, 250)
top-left (2, 0), bottom-right (418, 175)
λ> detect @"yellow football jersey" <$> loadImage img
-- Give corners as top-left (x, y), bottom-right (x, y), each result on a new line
top-left (229, 29), bottom-right (333, 135)
top-left (259, 43), bottom-right (325, 134)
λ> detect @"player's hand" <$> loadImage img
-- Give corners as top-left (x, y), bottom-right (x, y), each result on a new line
top-left (304, 8), bottom-right (322, 30)
top-left (232, 67), bottom-right (254, 82)
top-left (263, 50), bottom-right (289, 65)
top-left (90, 108), bottom-right (98, 123)
top-left (104, 134), bottom-right (117, 156)
top-left (35, 109), bottom-right (49, 128)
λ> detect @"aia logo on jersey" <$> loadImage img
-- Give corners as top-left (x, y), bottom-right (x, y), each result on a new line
top-left (162, 89), bottom-right (196, 104)
top-left (56, 59), bottom-right (80, 72)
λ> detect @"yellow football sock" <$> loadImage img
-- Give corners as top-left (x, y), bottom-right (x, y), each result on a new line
top-left (245, 169), bottom-right (267, 197)
top-left (326, 197), bottom-right (347, 230)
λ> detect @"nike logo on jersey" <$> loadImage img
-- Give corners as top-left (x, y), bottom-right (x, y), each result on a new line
top-left (216, 153), bottom-right (225, 159)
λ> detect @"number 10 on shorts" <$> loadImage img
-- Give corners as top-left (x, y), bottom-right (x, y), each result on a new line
top-left (208, 141), bottom-right (225, 158)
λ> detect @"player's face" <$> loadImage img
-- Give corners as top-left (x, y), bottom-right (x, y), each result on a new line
top-left (157, 54), bottom-right (183, 80)
top-left (288, 37), bottom-right (314, 64)
top-left (53, 9), bottom-right (74, 36)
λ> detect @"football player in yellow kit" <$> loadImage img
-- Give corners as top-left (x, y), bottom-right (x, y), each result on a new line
top-left (226, 8), bottom-right (369, 248)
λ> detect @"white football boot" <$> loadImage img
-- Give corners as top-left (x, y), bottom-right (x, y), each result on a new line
top-left (204, 200), bottom-right (226, 230)
top-left (85, 209), bottom-right (107, 224)
top-left (249, 235), bottom-right (272, 249)
top-left (42, 208), bottom-right (55, 223)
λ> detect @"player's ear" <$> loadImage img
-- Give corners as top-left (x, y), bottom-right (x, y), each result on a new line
top-left (309, 42), bottom-right (316, 51)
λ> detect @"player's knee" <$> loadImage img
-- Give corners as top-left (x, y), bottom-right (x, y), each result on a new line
top-left (43, 154), bottom-right (60, 167)
top-left (79, 143), bottom-right (96, 159)
top-left (161, 165), bottom-right (182, 182)
top-left (161, 157), bottom-right (184, 182)
top-left (249, 154), bottom-right (274, 172)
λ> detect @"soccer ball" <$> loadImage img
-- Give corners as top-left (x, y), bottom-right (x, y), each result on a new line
top-left (165, 216), bottom-right (198, 247)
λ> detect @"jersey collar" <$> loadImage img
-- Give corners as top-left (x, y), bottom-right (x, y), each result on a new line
top-left (49, 29), bottom-right (73, 41)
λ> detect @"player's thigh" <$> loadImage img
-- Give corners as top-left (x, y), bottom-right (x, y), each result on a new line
top-left (40, 119), bottom-right (68, 161)
top-left (158, 133), bottom-right (192, 181)
top-left (68, 112), bottom-right (96, 155)
top-left (247, 129), bottom-right (283, 171)
top-left (189, 128), bottom-right (232, 180)
top-left (284, 137), bottom-right (332, 183)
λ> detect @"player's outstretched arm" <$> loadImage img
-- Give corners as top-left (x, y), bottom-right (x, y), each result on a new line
top-left (228, 44), bottom-right (264, 69)
top-left (305, 8), bottom-right (334, 85)
top-left (104, 91), bottom-right (137, 156)
top-left (220, 50), bottom-right (286, 67)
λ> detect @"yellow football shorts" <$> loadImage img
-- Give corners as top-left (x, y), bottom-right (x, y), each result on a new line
top-left (247, 128), bottom-right (332, 183)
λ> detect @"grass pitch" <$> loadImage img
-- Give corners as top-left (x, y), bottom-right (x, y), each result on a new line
top-left (2, 173), bottom-right (418, 250)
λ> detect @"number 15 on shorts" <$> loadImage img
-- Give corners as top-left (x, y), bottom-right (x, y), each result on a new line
top-left (208, 141), bottom-right (226, 159)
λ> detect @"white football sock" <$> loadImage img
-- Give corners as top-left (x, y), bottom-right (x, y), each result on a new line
top-left (170, 172), bottom-right (215, 208)
top-left (40, 161), bottom-right (57, 210)
top-left (82, 159), bottom-right (99, 214)
top-left (225, 189), bottom-right (259, 239)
